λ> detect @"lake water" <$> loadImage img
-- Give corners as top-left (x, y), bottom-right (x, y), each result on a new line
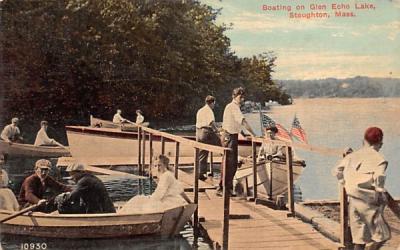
top-left (246, 98), bottom-right (400, 200)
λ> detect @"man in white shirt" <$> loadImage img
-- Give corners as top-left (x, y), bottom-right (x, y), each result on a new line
top-left (112, 109), bottom-right (127, 123)
top-left (333, 127), bottom-right (391, 250)
top-left (196, 95), bottom-right (220, 181)
top-left (218, 87), bottom-right (256, 196)
top-left (34, 121), bottom-right (64, 147)
top-left (1, 117), bottom-right (23, 143)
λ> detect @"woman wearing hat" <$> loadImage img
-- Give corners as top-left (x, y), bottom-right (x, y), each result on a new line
top-left (333, 127), bottom-right (391, 250)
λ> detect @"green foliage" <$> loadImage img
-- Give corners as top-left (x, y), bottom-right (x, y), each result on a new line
top-left (1, 0), bottom-right (290, 133)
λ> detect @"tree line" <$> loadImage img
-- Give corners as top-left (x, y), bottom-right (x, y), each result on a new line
top-left (281, 76), bottom-right (400, 98)
top-left (0, 0), bottom-right (290, 142)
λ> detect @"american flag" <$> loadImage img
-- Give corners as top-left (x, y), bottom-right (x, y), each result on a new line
top-left (291, 115), bottom-right (308, 144)
top-left (261, 114), bottom-right (292, 141)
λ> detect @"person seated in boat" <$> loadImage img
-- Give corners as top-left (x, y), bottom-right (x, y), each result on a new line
top-left (118, 155), bottom-right (191, 214)
top-left (112, 109), bottom-right (127, 124)
top-left (34, 121), bottom-right (64, 147)
top-left (19, 159), bottom-right (71, 213)
top-left (135, 109), bottom-right (144, 124)
top-left (0, 154), bottom-right (19, 211)
top-left (57, 162), bottom-right (116, 214)
top-left (1, 117), bottom-right (23, 143)
top-left (257, 126), bottom-right (285, 161)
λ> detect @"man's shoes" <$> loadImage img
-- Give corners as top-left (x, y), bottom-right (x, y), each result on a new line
top-left (216, 187), bottom-right (223, 197)
top-left (215, 187), bottom-right (237, 197)
top-left (199, 174), bottom-right (207, 181)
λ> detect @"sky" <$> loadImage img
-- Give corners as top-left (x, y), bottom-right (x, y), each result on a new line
top-left (200, 0), bottom-right (400, 80)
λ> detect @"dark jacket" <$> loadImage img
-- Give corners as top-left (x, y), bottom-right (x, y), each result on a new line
top-left (19, 174), bottom-right (70, 205)
top-left (68, 173), bottom-right (115, 214)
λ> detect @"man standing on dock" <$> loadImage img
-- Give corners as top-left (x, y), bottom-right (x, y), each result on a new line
top-left (333, 127), bottom-right (391, 250)
top-left (196, 95), bottom-right (220, 181)
top-left (217, 87), bottom-right (256, 196)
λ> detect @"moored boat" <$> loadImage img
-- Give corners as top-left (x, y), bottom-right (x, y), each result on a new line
top-left (235, 157), bottom-right (306, 198)
top-left (0, 140), bottom-right (70, 158)
top-left (0, 204), bottom-right (197, 238)
top-left (65, 126), bottom-right (254, 166)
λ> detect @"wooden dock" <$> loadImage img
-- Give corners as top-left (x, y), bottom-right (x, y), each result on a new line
top-left (186, 190), bottom-right (341, 250)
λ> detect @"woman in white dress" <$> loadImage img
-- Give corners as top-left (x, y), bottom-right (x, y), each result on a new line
top-left (119, 155), bottom-right (190, 214)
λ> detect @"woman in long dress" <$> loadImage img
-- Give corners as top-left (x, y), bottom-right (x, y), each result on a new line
top-left (119, 155), bottom-right (190, 214)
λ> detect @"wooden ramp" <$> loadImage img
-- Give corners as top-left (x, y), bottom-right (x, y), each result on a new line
top-left (189, 190), bottom-right (341, 250)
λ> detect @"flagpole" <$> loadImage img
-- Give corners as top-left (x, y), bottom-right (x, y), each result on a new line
top-left (258, 103), bottom-right (264, 137)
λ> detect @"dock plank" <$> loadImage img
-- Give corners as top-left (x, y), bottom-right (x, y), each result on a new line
top-left (193, 189), bottom-right (341, 249)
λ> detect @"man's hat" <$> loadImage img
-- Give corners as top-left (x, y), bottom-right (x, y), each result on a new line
top-left (364, 127), bottom-right (383, 145)
top-left (11, 117), bottom-right (19, 123)
top-left (35, 159), bottom-right (51, 169)
top-left (66, 162), bottom-right (86, 172)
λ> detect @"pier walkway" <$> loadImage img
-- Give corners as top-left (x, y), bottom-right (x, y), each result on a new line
top-left (187, 190), bottom-right (341, 250)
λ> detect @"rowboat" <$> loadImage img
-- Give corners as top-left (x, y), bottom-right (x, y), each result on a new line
top-left (235, 157), bottom-right (306, 198)
top-left (0, 140), bottom-right (70, 158)
top-left (0, 204), bottom-right (197, 238)
top-left (90, 115), bottom-right (149, 130)
top-left (65, 126), bottom-right (254, 165)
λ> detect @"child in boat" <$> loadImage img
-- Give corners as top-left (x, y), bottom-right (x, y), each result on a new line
top-left (118, 155), bottom-right (190, 214)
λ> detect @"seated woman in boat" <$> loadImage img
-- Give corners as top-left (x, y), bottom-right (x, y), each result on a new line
top-left (0, 154), bottom-right (19, 211)
top-left (34, 121), bottom-right (64, 147)
top-left (1, 117), bottom-right (23, 143)
top-left (118, 155), bottom-right (190, 214)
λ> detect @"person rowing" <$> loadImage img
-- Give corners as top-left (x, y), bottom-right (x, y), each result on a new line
top-left (34, 120), bottom-right (65, 147)
top-left (1, 117), bottom-right (23, 143)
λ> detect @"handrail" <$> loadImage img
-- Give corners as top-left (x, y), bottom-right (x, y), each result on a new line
top-left (251, 136), bottom-right (343, 157)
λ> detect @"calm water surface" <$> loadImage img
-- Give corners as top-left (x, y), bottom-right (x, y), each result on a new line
top-left (247, 98), bottom-right (400, 200)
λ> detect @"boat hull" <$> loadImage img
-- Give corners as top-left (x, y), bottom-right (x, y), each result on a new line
top-left (0, 140), bottom-right (70, 158)
top-left (65, 126), bottom-right (254, 166)
top-left (235, 158), bottom-right (305, 197)
top-left (0, 204), bottom-right (197, 238)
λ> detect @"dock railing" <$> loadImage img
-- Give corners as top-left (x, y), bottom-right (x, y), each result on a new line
top-left (250, 137), bottom-right (351, 248)
top-left (133, 123), bottom-right (232, 249)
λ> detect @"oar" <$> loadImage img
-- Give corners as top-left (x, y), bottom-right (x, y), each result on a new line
top-left (0, 203), bottom-right (42, 223)
top-left (86, 165), bottom-right (148, 180)
top-left (385, 191), bottom-right (400, 220)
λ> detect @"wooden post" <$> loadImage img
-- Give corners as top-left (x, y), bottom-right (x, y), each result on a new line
top-left (141, 130), bottom-right (146, 175)
top-left (149, 134), bottom-right (153, 171)
top-left (149, 133), bottom-right (153, 191)
top-left (252, 140), bottom-right (257, 200)
top-left (175, 142), bottom-right (180, 179)
top-left (193, 148), bottom-right (200, 239)
top-left (268, 162), bottom-right (273, 200)
top-left (137, 127), bottom-right (142, 171)
top-left (209, 152), bottom-right (214, 176)
top-left (161, 137), bottom-right (165, 155)
top-left (340, 185), bottom-right (352, 248)
top-left (286, 146), bottom-right (295, 216)
top-left (222, 149), bottom-right (230, 250)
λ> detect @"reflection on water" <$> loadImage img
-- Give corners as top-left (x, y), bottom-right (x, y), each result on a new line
top-left (247, 98), bottom-right (400, 200)
top-left (1, 158), bottom-right (212, 250)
